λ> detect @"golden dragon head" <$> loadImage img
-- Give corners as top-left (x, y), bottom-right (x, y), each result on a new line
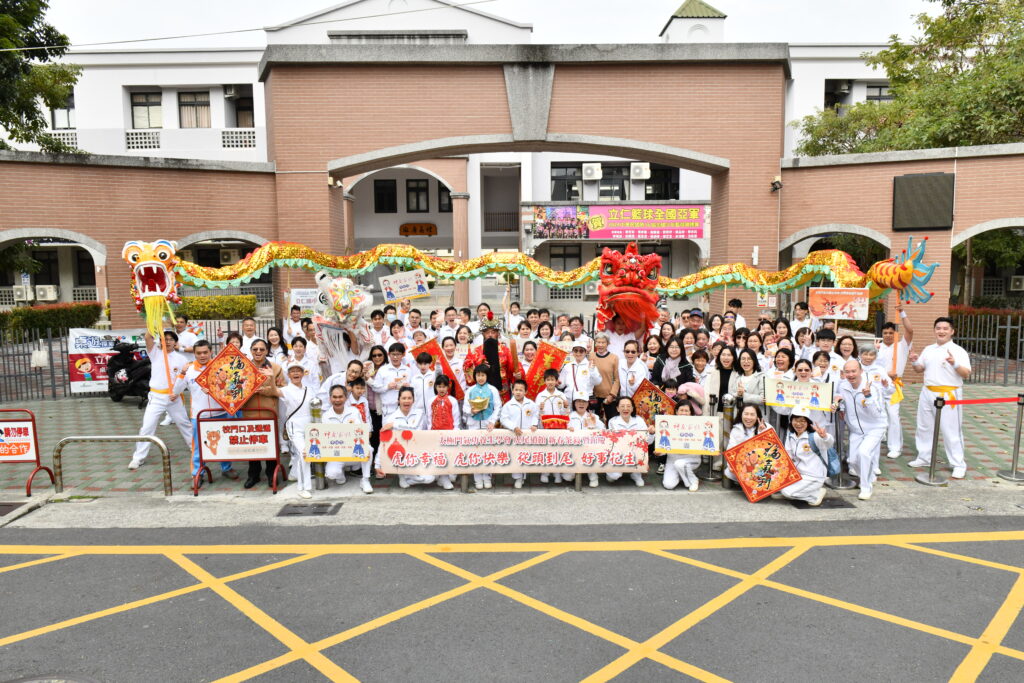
top-left (121, 240), bottom-right (181, 312)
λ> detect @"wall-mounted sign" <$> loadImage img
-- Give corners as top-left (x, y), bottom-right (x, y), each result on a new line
top-left (400, 223), bottom-right (438, 236)
top-left (528, 205), bottom-right (706, 241)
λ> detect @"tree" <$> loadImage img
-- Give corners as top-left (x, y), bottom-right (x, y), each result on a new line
top-left (793, 0), bottom-right (1024, 156)
top-left (0, 1), bottom-right (81, 153)
top-left (953, 228), bottom-right (1024, 270)
top-left (0, 242), bottom-right (41, 275)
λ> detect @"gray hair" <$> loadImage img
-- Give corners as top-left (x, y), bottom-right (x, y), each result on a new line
top-left (593, 332), bottom-right (610, 344)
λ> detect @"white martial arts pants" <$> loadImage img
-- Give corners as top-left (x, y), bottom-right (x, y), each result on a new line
top-left (663, 454), bottom-right (699, 489)
top-left (914, 387), bottom-right (966, 469)
top-left (849, 428), bottom-right (886, 490)
top-left (401, 474), bottom-right (436, 486)
top-left (132, 392), bottom-right (192, 462)
top-left (781, 476), bottom-right (825, 503)
top-left (606, 471), bottom-right (644, 485)
top-left (287, 425), bottom-right (312, 492)
top-left (473, 474), bottom-right (491, 487)
top-left (885, 400), bottom-right (903, 455)
top-left (325, 456), bottom-right (371, 482)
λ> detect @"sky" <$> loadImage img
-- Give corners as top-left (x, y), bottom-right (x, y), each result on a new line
top-left (43, 0), bottom-right (936, 50)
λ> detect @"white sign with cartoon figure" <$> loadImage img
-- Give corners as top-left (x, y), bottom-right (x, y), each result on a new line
top-left (378, 269), bottom-right (430, 302)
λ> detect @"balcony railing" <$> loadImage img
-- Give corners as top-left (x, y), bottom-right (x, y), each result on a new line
top-left (222, 128), bottom-right (257, 148)
top-left (0, 287), bottom-right (14, 307)
top-left (49, 130), bottom-right (78, 147)
top-left (72, 286), bottom-right (97, 302)
top-left (484, 211), bottom-right (519, 233)
top-left (125, 130), bottom-right (160, 150)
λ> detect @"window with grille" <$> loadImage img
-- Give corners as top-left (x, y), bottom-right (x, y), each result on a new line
top-left (131, 92), bottom-right (162, 129)
top-left (178, 91), bottom-right (211, 128)
top-left (74, 250), bottom-right (96, 286)
top-left (550, 164), bottom-right (582, 201)
top-left (866, 85), bottom-right (893, 102)
top-left (406, 179), bottom-right (429, 213)
top-left (31, 251), bottom-right (60, 286)
top-left (438, 184), bottom-right (452, 213)
top-left (549, 244), bottom-right (582, 272)
top-left (235, 97), bottom-right (254, 128)
top-left (374, 179), bottom-right (397, 213)
top-left (599, 166), bottom-right (629, 201)
top-left (51, 93), bottom-right (75, 130)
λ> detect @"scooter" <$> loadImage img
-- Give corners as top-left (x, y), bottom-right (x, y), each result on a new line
top-left (107, 342), bottom-right (151, 406)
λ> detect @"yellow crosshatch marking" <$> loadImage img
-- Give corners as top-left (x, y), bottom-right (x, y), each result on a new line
top-left (0, 529), bottom-right (1022, 682)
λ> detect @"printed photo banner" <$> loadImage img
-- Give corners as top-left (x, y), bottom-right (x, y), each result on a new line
top-left (289, 288), bottom-right (320, 318)
top-left (808, 287), bottom-right (870, 321)
top-left (379, 428), bottom-right (649, 475)
top-left (524, 341), bottom-right (569, 400)
top-left (410, 338), bottom-right (464, 401)
top-left (764, 379), bottom-right (834, 412)
top-left (0, 420), bottom-right (37, 463)
top-left (198, 418), bottom-right (278, 462)
top-left (722, 428), bottom-right (802, 503)
top-left (67, 327), bottom-right (146, 394)
top-left (633, 379), bottom-right (676, 425)
top-left (654, 415), bottom-right (721, 456)
top-left (379, 268), bottom-right (430, 302)
top-left (195, 344), bottom-right (268, 414)
top-left (529, 204), bottom-right (706, 241)
top-left (304, 423), bottom-right (370, 462)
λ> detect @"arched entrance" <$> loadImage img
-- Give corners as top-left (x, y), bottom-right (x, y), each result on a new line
top-left (0, 228), bottom-right (108, 311)
top-left (952, 218), bottom-right (1024, 305)
top-left (177, 232), bottom-right (275, 318)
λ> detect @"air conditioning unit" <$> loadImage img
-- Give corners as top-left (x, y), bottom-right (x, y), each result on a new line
top-left (1010, 276), bottom-right (1024, 292)
top-left (630, 162), bottom-right (651, 180)
top-left (224, 85), bottom-right (240, 100)
top-left (179, 249), bottom-right (194, 263)
top-left (220, 249), bottom-right (240, 265)
top-left (13, 285), bottom-right (33, 302)
top-left (35, 285), bottom-right (59, 301)
top-left (582, 163), bottom-right (603, 181)
top-left (584, 281), bottom-right (599, 298)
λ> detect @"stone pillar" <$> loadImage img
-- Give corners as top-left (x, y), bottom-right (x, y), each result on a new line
top-left (451, 192), bottom-right (470, 306)
top-left (343, 191), bottom-right (355, 254)
top-left (519, 153), bottom-right (534, 307)
top-left (467, 156), bottom-right (483, 305)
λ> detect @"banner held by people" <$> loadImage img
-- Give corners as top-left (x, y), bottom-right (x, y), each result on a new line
top-left (379, 428), bottom-right (649, 476)
top-left (304, 423), bottom-right (371, 463)
top-left (524, 340), bottom-right (569, 400)
top-left (195, 344), bottom-right (268, 414)
top-left (655, 415), bottom-right (720, 455)
top-left (723, 428), bottom-right (802, 503)
top-left (410, 338), bottom-right (464, 401)
top-left (808, 287), bottom-right (870, 320)
top-left (765, 379), bottom-right (834, 411)
top-left (379, 268), bottom-right (430, 302)
top-left (633, 379), bottom-right (676, 424)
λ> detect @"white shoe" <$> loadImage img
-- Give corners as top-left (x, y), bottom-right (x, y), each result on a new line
top-left (128, 459), bottom-right (143, 470)
top-left (951, 467), bottom-right (967, 479)
top-left (513, 478), bottom-right (524, 489)
top-left (858, 488), bottom-right (873, 501)
top-left (873, 466), bottom-right (881, 476)
top-left (332, 477), bottom-right (346, 485)
top-left (483, 479), bottom-right (492, 489)
top-left (886, 451), bottom-right (900, 459)
top-left (563, 474), bottom-right (576, 483)
top-left (398, 475), bottom-right (410, 489)
top-left (907, 458), bottom-right (930, 468)
top-left (770, 493), bottom-right (783, 500)
top-left (809, 488), bottom-right (827, 507)
top-left (360, 478), bottom-right (374, 494)
top-left (298, 490), bottom-right (312, 499)
top-left (160, 416), bottom-right (172, 426)
top-left (631, 473), bottom-right (645, 487)
top-left (589, 477), bottom-right (599, 488)
top-left (288, 474), bottom-right (298, 482)
top-left (540, 474), bottom-right (549, 484)
top-left (688, 480), bottom-right (699, 492)
top-left (849, 467), bottom-right (859, 477)
top-left (439, 478), bottom-right (454, 490)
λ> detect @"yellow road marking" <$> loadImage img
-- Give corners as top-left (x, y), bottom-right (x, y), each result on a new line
top-left (896, 543), bottom-right (1024, 575)
top-left (1, 529), bottom-right (1023, 556)
top-left (950, 573), bottom-right (1024, 681)
top-left (166, 553), bottom-right (358, 683)
top-left (0, 553), bottom-right (322, 649)
top-left (581, 546), bottom-right (810, 681)
top-left (0, 553), bottom-right (77, 574)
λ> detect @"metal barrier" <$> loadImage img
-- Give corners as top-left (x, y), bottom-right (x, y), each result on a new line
top-left (697, 393), bottom-right (723, 483)
top-left (829, 411), bottom-right (859, 490)
top-left (53, 435), bottom-right (172, 496)
top-left (997, 394), bottom-right (1024, 483)
top-left (0, 408), bottom-right (55, 496)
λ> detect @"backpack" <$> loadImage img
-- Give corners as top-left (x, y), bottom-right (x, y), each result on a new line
top-left (806, 431), bottom-right (840, 478)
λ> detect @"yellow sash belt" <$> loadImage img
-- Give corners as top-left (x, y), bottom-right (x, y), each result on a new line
top-left (889, 377), bottom-right (904, 405)
top-left (926, 385), bottom-right (958, 403)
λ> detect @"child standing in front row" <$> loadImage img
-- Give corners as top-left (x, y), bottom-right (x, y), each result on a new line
top-left (567, 394), bottom-right (603, 487)
top-left (499, 379), bottom-right (540, 489)
top-left (426, 374), bottom-right (460, 490)
top-left (536, 368), bottom-right (570, 483)
top-left (464, 364), bottom-right (502, 490)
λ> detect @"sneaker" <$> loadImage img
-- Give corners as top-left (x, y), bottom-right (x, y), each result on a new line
top-left (128, 459), bottom-right (143, 470)
top-left (873, 466), bottom-right (881, 476)
top-left (439, 478), bottom-right (453, 491)
top-left (540, 474), bottom-right (549, 484)
top-left (298, 490), bottom-right (312, 499)
top-left (589, 476), bottom-right (599, 488)
top-left (398, 475), bottom-right (410, 489)
top-left (360, 478), bottom-right (374, 494)
top-left (563, 474), bottom-right (576, 483)
top-left (886, 451), bottom-right (900, 459)
top-left (513, 478), bottom-right (524, 489)
top-left (483, 479), bottom-right (492, 489)
top-left (809, 488), bottom-right (827, 507)
top-left (858, 488), bottom-right (873, 501)
top-left (907, 458), bottom-right (930, 468)
top-left (221, 468), bottom-right (239, 480)
top-left (159, 415), bottom-right (172, 426)
top-left (656, 463), bottom-right (665, 475)
top-left (951, 467), bottom-right (967, 479)
top-left (631, 473), bottom-right (645, 487)
top-left (688, 480), bottom-right (699, 492)
top-left (288, 475), bottom-right (298, 482)
top-left (849, 467), bottom-right (859, 477)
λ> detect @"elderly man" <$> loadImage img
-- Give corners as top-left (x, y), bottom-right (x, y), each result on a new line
top-left (836, 359), bottom-right (893, 500)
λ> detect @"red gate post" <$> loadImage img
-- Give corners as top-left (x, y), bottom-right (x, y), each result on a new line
top-left (0, 409), bottom-right (55, 496)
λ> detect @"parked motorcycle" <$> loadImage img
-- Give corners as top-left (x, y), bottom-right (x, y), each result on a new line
top-left (107, 342), bottom-right (151, 405)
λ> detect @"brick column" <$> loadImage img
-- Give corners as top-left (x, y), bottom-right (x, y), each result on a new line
top-left (451, 192), bottom-right (470, 306)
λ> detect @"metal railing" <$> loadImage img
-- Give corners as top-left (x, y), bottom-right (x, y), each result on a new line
top-left (484, 211), bottom-right (520, 233)
top-left (53, 435), bottom-right (172, 496)
top-left (951, 313), bottom-right (1024, 386)
top-left (0, 328), bottom-right (68, 403)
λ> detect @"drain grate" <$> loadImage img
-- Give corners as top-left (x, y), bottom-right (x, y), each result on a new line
top-left (789, 495), bottom-right (856, 510)
top-left (0, 502), bottom-right (26, 517)
top-left (277, 502), bottom-right (342, 517)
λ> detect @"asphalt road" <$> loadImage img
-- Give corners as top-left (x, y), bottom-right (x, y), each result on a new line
top-left (1, 516), bottom-right (1023, 682)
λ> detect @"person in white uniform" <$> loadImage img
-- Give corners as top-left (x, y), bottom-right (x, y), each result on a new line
top-left (724, 404), bottom-right (771, 484)
top-left (499, 379), bottom-right (540, 489)
top-left (908, 316), bottom-right (972, 477)
top-left (567, 394), bottom-right (604, 487)
top-left (409, 352), bottom-right (437, 429)
top-left (618, 340), bottom-right (649, 399)
top-left (424, 374), bottom-right (459, 490)
top-left (606, 396), bottom-right (654, 487)
top-left (836, 359), bottom-right (892, 500)
top-left (779, 407), bottom-right (832, 506)
top-left (536, 369), bottom-right (571, 484)
top-left (281, 361), bottom-right (314, 498)
top-left (661, 400), bottom-right (702, 492)
top-left (370, 342), bottom-right (413, 417)
top-left (875, 304), bottom-right (914, 459)
top-left (463, 364), bottom-right (502, 489)
top-left (129, 331), bottom-right (192, 470)
top-left (322, 381), bottom-right (375, 494)
top-left (381, 387), bottom-right (434, 488)
top-left (559, 341), bottom-right (602, 405)
top-left (283, 305), bottom-right (304, 344)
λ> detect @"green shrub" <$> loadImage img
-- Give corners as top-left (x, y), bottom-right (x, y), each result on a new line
top-left (5, 301), bottom-right (102, 333)
top-left (176, 295), bottom-right (257, 320)
top-left (969, 295), bottom-right (1024, 311)
top-left (0, 309), bottom-right (10, 331)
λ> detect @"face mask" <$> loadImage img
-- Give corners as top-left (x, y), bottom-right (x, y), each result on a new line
top-left (387, 314), bottom-right (397, 323)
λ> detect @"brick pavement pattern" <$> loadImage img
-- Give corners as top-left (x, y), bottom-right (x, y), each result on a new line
top-left (1, 385), bottom-right (1020, 495)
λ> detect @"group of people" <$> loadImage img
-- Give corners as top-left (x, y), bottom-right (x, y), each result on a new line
top-left (128, 292), bottom-right (972, 504)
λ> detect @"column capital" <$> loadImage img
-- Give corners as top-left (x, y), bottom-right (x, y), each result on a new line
top-left (343, 192), bottom-right (356, 201)
top-left (450, 192), bottom-right (471, 200)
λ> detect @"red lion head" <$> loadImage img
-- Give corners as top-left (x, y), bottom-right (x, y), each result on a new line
top-left (595, 242), bottom-right (661, 334)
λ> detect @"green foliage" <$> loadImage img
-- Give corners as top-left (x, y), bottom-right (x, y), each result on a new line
top-left (0, 301), bottom-right (102, 332)
top-left (0, 242), bottom-right (41, 274)
top-left (952, 228), bottom-right (1024, 269)
top-left (0, 1), bottom-right (81, 153)
top-left (966, 295), bottom-right (1024, 310)
top-left (793, 0), bottom-right (1024, 155)
top-left (812, 233), bottom-right (889, 270)
top-left (176, 295), bottom-right (257, 320)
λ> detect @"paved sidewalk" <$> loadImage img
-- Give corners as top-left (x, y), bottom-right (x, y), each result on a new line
top-left (1, 385), bottom-right (1021, 496)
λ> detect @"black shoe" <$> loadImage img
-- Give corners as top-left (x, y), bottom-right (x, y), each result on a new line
top-left (244, 477), bottom-right (259, 489)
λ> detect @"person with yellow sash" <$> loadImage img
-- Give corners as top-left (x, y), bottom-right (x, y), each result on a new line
top-left (875, 303), bottom-right (914, 459)
top-left (908, 316), bottom-right (971, 478)
top-left (128, 330), bottom-right (191, 470)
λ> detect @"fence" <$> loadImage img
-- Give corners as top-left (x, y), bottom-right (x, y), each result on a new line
top-left (951, 313), bottom-right (1024, 386)
top-left (0, 328), bottom-right (69, 403)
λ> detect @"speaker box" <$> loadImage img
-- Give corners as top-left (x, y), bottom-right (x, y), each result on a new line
top-left (892, 173), bottom-right (954, 231)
